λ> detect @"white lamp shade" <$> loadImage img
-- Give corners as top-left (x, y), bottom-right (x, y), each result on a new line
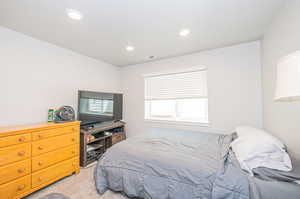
top-left (275, 51), bottom-right (300, 101)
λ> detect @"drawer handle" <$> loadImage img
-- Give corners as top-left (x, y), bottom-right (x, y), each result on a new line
top-left (38, 177), bottom-right (43, 182)
top-left (18, 136), bottom-right (26, 142)
top-left (72, 128), bottom-right (75, 131)
top-left (72, 150), bottom-right (75, 154)
top-left (38, 146), bottom-right (43, 150)
top-left (38, 134), bottom-right (43, 138)
top-left (18, 151), bottom-right (25, 156)
top-left (18, 168), bottom-right (26, 173)
top-left (38, 161), bottom-right (43, 166)
top-left (17, 184), bottom-right (25, 191)
top-left (71, 138), bottom-right (75, 142)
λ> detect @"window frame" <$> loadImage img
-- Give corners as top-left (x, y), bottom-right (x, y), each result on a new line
top-left (143, 69), bottom-right (209, 126)
top-left (144, 98), bottom-right (209, 126)
top-left (144, 118), bottom-right (210, 127)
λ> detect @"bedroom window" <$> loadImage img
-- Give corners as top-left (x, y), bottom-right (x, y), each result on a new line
top-left (144, 69), bottom-right (208, 124)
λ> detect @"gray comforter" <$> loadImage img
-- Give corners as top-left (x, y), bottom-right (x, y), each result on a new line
top-left (94, 128), bottom-right (300, 198)
top-left (95, 129), bottom-right (249, 199)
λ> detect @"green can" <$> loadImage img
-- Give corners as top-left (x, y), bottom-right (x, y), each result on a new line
top-left (48, 109), bottom-right (54, 122)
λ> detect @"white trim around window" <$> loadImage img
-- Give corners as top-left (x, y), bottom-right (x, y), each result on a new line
top-left (144, 69), bottom-right (209, 125)
top-left (144, 118), bottom-right (210, 127)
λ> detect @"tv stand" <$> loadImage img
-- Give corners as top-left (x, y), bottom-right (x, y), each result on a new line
top-left (80, 121), bottom-right (125, 167)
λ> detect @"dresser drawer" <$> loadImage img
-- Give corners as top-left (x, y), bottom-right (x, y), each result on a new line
top-left (0, 133), bottom-right (31, 148)
top-left (32, 126), bottom-right (79, 141)
top-left (32, 144), bottom-right (79, 172)
top-left (0, 143), bottom-right (31, 166)
top-left (32, 133), bottom-right (79, 156)
top-left (0, 175), bottom-right (31, 199)
top-left (0, 159), bottom-right (31, 185)
top-left (32, 157), bottom-right (79, 188)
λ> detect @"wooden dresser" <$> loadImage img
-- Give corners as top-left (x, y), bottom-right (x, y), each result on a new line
top-left (0, 121), bottom-right (80, 199)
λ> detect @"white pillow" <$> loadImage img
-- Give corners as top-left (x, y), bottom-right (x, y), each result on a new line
top-left (234, 126), bottom-right (285, 149)
top-left (231, 126), bottom-right (292, 175)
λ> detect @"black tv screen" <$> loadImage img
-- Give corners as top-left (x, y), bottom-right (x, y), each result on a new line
top-left (78, 90), bottom-right (123, 125)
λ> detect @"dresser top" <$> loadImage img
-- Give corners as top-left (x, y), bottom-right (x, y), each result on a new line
top-left (0, 121), bottom-right (81, 137)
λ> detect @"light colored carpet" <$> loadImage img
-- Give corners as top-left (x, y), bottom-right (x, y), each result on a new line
top-left (24, 165), bottom-right (128, 199)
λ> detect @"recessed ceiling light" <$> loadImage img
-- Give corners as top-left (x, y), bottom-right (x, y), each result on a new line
top-left (179, 29), bottom-right (191, 37)
top-left (125, 45), bottom-right (135, 52)
top-left (66, 9), bottom-right (83, 20)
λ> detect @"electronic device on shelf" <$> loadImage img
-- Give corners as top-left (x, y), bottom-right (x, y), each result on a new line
top-left (78, 90), bottom-right (123, 126)
top-left (80, 121), bottom-right (109, 130)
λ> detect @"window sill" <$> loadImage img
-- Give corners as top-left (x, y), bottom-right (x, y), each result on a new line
top-left (144, 119), bottom-right (210, 127)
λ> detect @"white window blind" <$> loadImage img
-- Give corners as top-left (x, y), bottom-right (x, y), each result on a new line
top-left (144, 70), bottom-right (208, 124)
top-left (145, 70), bottom-right (207, 100)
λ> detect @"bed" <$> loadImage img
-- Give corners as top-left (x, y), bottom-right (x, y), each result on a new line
top-left (94, 128), bottom-right (300, 199)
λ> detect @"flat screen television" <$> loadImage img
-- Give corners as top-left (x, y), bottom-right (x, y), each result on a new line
top-left (78, 90), bottom-right (123, 125)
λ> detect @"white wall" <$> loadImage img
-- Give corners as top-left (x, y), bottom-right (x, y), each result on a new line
top-left (121, 41), bottom-right (263, 137)
top-left (0, 25), bottom-right (264, 142)
top-left (262, 0), bottom-right (300, 158)
top-left (0, 26), bottom-right (121, 126)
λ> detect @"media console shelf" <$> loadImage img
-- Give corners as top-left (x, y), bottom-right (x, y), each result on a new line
top-left (80, 121), bottom-right (125, 167)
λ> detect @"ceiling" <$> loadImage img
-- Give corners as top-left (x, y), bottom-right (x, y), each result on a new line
top-left (0, 0), bottom-right (285, 66)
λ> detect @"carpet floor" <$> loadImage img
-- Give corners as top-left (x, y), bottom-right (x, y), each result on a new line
top-left (24, 165), bottom-right (128, 199)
